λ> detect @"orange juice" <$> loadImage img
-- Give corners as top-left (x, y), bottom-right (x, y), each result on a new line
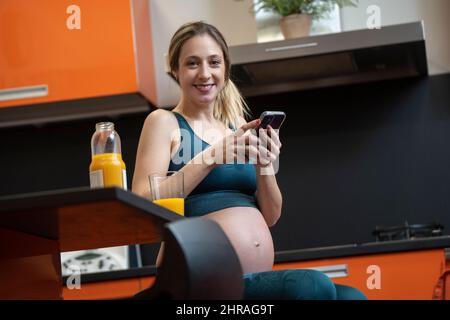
top-left (89, 153), bottom-right (127, 189)
top-left (153, 198), bottom-right (184, 216)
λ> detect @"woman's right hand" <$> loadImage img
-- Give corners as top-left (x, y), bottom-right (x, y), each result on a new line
top-left (206, 119), bottom-right (272, 166)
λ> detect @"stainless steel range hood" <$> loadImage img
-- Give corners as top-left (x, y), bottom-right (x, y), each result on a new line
top-left (229, 21), bottom-right (428, 97)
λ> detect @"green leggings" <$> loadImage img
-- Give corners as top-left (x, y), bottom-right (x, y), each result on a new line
top-left (243, 269), bottom-right (367, 300)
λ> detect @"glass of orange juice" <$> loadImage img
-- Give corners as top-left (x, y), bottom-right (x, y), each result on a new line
top-left (149, 171), bottom-right (184, 216)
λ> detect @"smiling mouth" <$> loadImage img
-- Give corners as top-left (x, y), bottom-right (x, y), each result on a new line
top-left (193, 84), bottom-right (215, 92)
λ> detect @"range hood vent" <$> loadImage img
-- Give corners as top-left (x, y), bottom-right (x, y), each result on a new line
top-left (229, 22), bottom-right (428, 97)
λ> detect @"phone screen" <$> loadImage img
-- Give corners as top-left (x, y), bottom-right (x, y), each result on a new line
top-left (259, 112), bottom-right (285, 130)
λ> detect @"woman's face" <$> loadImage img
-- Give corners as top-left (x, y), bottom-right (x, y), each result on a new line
top-left (175, 34), bottom-right (226, 107)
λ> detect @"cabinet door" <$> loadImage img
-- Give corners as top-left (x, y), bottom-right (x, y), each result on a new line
top-left (0, 0), bottom-right (137, 108)
top-left (274, 249), bottom-right (445, 300)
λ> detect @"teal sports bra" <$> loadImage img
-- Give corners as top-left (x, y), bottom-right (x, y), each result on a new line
top-left (168, 112), bottom-right (258, 217)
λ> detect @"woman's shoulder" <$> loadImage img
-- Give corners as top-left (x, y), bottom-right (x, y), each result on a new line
top-left (145, 108), bottom-right (176, 121)
top-left (144, 108), bottom-right (178, 126)
top-left (143, 108), bottom-right (179, 136)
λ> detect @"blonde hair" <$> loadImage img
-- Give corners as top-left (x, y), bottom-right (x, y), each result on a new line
top-left (168, 21), bottom-right (251, 128)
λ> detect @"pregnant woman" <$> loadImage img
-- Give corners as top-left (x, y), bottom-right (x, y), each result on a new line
top-left (132, 21), bottom-right (366, 300)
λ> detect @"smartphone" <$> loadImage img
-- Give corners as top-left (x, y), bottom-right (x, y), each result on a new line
top-left (258, 111), bottom-right (286, 131)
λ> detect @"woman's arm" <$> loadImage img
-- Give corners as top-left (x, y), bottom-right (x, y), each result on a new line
top-left (256, 126), bottom-right (283, 226)
top-left (255, 164), bottom-right (283, 227)
top-left (132, 109), bottom-right (216, 199)
top-left (236, 117), bottom-right (283, 227)
top-left (132, 109), bottom-right (217, 268)
top-left (133, 111), bottom-right (261, 199)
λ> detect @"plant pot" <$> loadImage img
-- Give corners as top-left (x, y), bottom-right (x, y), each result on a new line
top-left (279, 14), bottom-right (312, 39)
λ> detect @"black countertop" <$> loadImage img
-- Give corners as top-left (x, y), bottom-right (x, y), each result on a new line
top-left (275, 235), bottom-right (450, 262)
top-left (64, 235), bottom-right (450, 285)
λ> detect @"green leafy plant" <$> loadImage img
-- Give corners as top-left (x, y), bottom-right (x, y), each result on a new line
top-left (253, 0), bottom-right (358, 20)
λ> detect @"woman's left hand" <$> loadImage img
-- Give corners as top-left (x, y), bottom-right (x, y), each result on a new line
top-left (256, 125), bottom-right (282, 168)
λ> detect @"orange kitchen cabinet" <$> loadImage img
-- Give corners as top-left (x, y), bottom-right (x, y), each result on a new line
top-left (62, 277), bottom-right (142, 300)
top-left (274, 249), bottom-right (446, 300)
top-left (0, 0), bottom-right (137, 108)
top-left (62, 275), bottom-right (156, 300)
top-left (61, 250), bottom-right (446, 300)
top-left (139, 275), bottom-right (156, 292)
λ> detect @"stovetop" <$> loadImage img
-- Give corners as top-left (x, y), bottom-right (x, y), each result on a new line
top-left (372, 221), bottom-right (444, 242)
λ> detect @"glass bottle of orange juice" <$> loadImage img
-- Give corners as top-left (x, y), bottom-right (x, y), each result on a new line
top-left (89, 122), bottom-right (127, 189)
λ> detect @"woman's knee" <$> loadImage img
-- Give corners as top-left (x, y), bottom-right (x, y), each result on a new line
top-left (243, 269), bottom-right (338, 300)
top-left (295, 269), bottom-right (337, 300)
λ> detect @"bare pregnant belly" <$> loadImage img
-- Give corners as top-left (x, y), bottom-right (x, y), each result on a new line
top-left (203, 207), bottom-right (274, 274)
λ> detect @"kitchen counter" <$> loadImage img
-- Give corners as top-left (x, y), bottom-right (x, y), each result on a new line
top-left (66, 235), bottom-right (450, 284)
top-left (276, 235), bottom-right (450, 262)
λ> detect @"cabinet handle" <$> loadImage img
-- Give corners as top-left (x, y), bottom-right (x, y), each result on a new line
top-left (265, 42), bottom-right (318, 53)
top-left (299, 264), bottom-right (348, 278)
top-left (0, 85), bottom-right (48, 102)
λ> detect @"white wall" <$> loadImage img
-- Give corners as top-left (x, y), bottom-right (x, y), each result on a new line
top-left (341, 0), bottom-right (422, 30)
top-left (149, 0), bottom-right (257, 107)
top-left (341, 0), bottom-right (450, 75)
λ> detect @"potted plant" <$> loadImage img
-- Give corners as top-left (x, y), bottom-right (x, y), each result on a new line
top-left (253, 0), bottom-right (358, 39)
